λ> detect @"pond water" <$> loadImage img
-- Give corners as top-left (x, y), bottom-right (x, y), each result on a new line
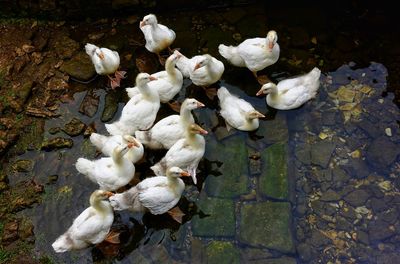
top-left (1, 1), bottom-right (400, 264)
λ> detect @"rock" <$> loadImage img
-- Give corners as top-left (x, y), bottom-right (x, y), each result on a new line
top-left (370, 197), bottom-right (388, 213)
top-left (239, 201), bottom-right (294, 253)
top-left (214, 126), bottom-right (236, 141)
top-left (297, 242), bottom-right (315, 262)
top-left (344, 189), bottom-right (370, 207)
top-left (47, 174), bottom-right (58, 184)
top-left (259, 142), bottom-right (288, 200)
top-left (62, 118), bottom-right (85, 136)
top-left (342, 159), bottom-right (370, 179)
top-left (295, 145), bottom-right (311, 165)
top-left (240, 248), bottom-right (273, 263)
top-left (249, 151), bottom-right (261, 175)
top-left (192, 197), bottom-right (235, 237)
top-left (376, 253), bottom-right (400, 264)
top-left (310, 141), bottom-right (336, 168)
top-left (60, 52), bottom-right (96, 81)
top-left (101, 92), bottom-right (119, 122)
top-left (263, 257), bottom-right (297, 264)
top-left (368, 219), bottom-right (395, 242)
top-left (80, 139), bottom-right (97, 159)
top-left (13, 119), bottom-right (44, 153)
top-left (41, 137), bottom-right (73, 150)
top-left (320, 189), bottom-right (341, 202)
top-left (381, 208), bottom-right (398, 224)
top-left (1, 220), bottom-right (19, 244)
top-left (321, 111), bottom-right (336, 126)
top-left (48, 127), bottom-right (61, 135)
top-left (358, 120), bottom-right (381, 138)
top-left (310, 229), bottom-right (330, 247)
top-left (356, 230), bottom-right (369, 245)
top-left (204, 136), bottom-right (249, 198)
top-left (255, 112), bottom-right (288, 145)
top-left (54, 36), bottom-right (79, 59)
top-left (18, 218), bottom-right (34, 240)
top-left (332, 167), bottom-right (350, 188)
top-left (366, 136), bottom-right (400, 170)
top-left (79, 90), bottom-right (99, 117)
top-left (206, 241), bottom-right (240, 264)
top-left (12, 160), bottom-right (34, 173)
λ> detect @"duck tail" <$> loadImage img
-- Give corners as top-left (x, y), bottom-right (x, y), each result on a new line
top-left (75, 158), bottom-right (94, 177)
top-left (175, 53), bottom-right (191, 78)
top-left (85, 43), bottom-right (97, 57)
top-left (217, 86), bottom-right (230, 101)
top-left (308, 67), bottom-right (321, 97)
top-left (105, 122), bottom-right (125, 136)
top-left (89, 133), bottom-right (106, 150)
top-left (52, 234), bottom-right (72, 253)
top-left (125, 87), bottom-right (140, 99)
top-left (150, 159), bottom-right (166, 176)
top-left (218, 44), bottom-right (244, 67)
top-left (135, 130), bottom-right (151, 145)
top-left (109, 186), bottom-right (139, 211)
top-left (308, 67), bottom-right (321, 80)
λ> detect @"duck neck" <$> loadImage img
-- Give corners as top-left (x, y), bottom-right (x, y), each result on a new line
top-left (166, 60), bottom-right (179, 83)
top-left (205, 62), bottom-right (217, 79)
top-left (180, 106), bottom-right (194, 126)
top-left (112, 150), bottom-right (124, 165)
top-left (138, 83), bottom-right (158, 101)
top-left (91, 198), bottom-right (113, 216)
top-left (185, 131), bottom-right (202, 148)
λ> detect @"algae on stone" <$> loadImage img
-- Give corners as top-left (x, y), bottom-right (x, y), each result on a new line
top-left (204, 136), bottom-right (249, 198)
top-left (206, 241), bottom-right (240, 264)
top-left (239, 201), bottom-right (294, 253)
top-left (192, 197), bottom-right (235, 237)
top-left (259, 142), bottom-right (288, 200)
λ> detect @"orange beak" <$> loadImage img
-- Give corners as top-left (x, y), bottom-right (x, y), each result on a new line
top-left (196, 101), bottom-right (205, 108)
top-left (140, 21), bottom-right (146, 28)
top-left (180, 171), bottom-right (191, 177)
top-left (193, 63), bottom-right (201, 71)
top-left (256, 112), bottom-right (265, 118)
top-left (256, 88), bottom-right (264, 96)
top-left (98, 52), bottom-right (105, 60)
top-left (199, 128), bottom-right (208, 135)
top-left (105, 191), bottom-right (114, 198)
top-left (149, 76), bottom-right (157, 81)
top-left (268, 42), bottom-right (274, 50)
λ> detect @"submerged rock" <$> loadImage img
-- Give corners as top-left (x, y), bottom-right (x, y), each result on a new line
top-left (62, 118), bottom-right (85, 136)
top-left (239, 201), bottom-right (294, 253)
top-left (310, 141), bottom-right (336, 168)
top-left (204, 136), bottom-right (249, 198)
top-left (259, 142), bottom-right (288, 200)
top-left (101, 92), bottom-right (119, 122)
top-left (41, 137), bottom-right (73, 150)
top-left (192, 197), bottom-right (235, 237)
top-left (79, 90), bottom-right (99, 117)
top-left (206, 241), bottom-right (240, 264)
top-left (366, 136), bottom-right (400, 170)
top-left (60, 51), bottom-right (96, 81)
top-left (12, 160), bottom-right (34, 173)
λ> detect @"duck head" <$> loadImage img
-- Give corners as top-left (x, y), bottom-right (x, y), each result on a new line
top-left (266, 30), bottom-right (278, 51)
top-left (256, 82), bottom-right (278, 96)
top-left (123, 135), bottom-right (141, 148)
top-left (167, 167), bottom-right (191, 178)
top-left (90, 190), bottom-right (114, 204)
top-left (194, 55), bottom-right (212, 71)
top-left (246, 110), bottom-right (265, 120)
top-left (182, 98), bottom-right (205, 110)
top-left (95, 49), bottom-right (105, 60)
top-left (188, 123), bottom-right (208, 135)
top-left (135, 73), bottom-right (157, 86)
top-left (140, 14), bottom-right (157, 28)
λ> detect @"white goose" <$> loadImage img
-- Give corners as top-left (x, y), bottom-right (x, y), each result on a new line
top-left (90, 133), bottom-right (144, 163)
top-left (217, 87), bottom-right (265, 131)
top-left (109, 167), bottom-right (191, 223)
top-left (150, 124), bottom-right (207, 184)
top-left (256, 67), bottom-right (321, 110)
top-left (85, 43), bottom-right (126, 89)
top-left (52, 190), bottom-right (115, 252)
top-left (218, 30), bottom-right (279, 79)
top-left (175, 50), bottom-right (224, 87)
top-left (76, 145), bottom-right (135, 191)
top-left (126, 53), bottom-right (183, 103)
top-left (106, 73), bottom-right (160, 136)
top-left (135, 98), bottom-right (205, 149)
top-left (140, 14), bottom-right (176, 63)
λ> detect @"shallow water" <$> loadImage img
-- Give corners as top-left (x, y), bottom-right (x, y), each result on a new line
top-left (1, 2), bottom-right (400, 263)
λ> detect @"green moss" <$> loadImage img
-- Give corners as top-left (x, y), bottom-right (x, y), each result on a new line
top-left (206, 241), bottom-right (240, 264)
top-left (259, 143), bottom-right (288, 200)
top-left (0, 246), bottom-right (12, 264)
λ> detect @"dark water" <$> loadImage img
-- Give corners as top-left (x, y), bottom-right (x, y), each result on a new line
top-left (3, 1), bottom-right (400, 263)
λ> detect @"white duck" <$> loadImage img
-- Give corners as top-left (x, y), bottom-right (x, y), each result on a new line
top-left (126, 53), bottom-right (183, 103)
top-left (109, 167), bottom-right (191, 223)
top-left (175, 50), bottom-right (225, 87)
top-left (90, 133), bottom-right (144, 163)
top-left (218, 30), bottom-right (279, 80)
top-left (106, 73), bottom-right (160, 136)
top-left (217, 87), bottom-right (265, 131)
top-left (135, 98), bottom-right (205, 149)
top-left (52, 190), bottom-right (115, 252)
top-left (85, 43), bottom-right (126, 89)
top-left (151, 124), bottom-right (207, 184)
top-left (76, 145), bottom-right (135, 191)
top-left (140, 14), bottom-right (176, 64)
top-left (256, 67), bottom-right (321, 110)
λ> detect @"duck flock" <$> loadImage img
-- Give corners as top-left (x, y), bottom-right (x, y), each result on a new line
top-left (52, 13), bottom-right (321, 253)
